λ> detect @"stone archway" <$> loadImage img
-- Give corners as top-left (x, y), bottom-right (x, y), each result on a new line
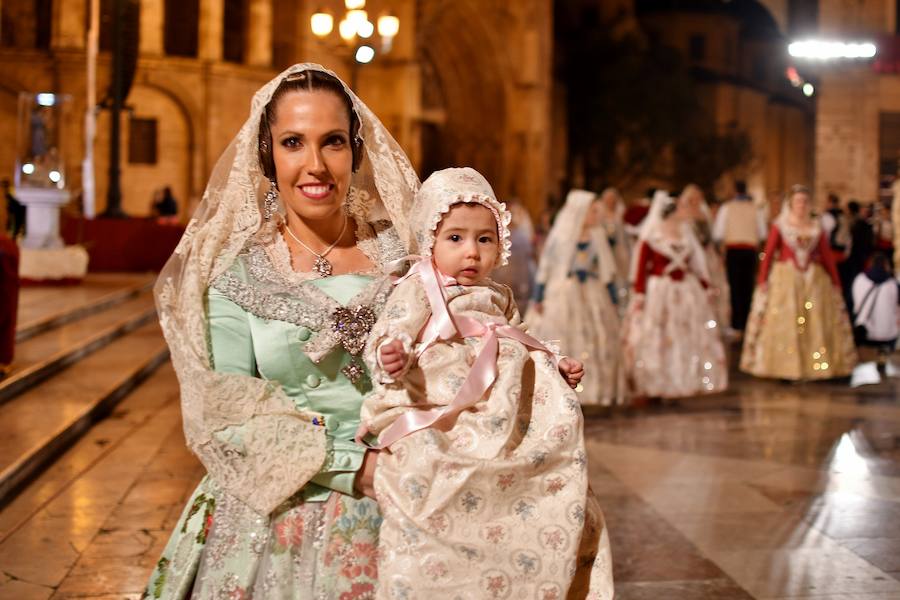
top-left (416, 0), bottom-right (552, 213)
top-left (417, 0), bottom-right (512, 188)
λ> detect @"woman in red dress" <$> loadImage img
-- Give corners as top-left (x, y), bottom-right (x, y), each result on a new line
top-left (622, 191), bottom-right (728, 399)
top-left (741, 185), bottom-right (857, 380)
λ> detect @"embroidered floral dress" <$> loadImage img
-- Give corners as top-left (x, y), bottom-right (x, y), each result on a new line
top-left (144, 232), bottom-right (398, 599)
top-left (741, 217), bottom-right (857, 380)
top-left (360, 275), bottom-right (614, 600)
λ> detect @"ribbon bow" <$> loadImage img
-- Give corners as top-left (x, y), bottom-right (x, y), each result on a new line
top-left (358, 257), bottom-right (557, 449)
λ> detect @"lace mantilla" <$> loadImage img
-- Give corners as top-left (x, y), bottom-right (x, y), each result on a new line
top-left (153, 63), bottom-right (420, 516)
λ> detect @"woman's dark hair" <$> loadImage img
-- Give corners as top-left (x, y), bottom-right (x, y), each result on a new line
top-left (789, 183), bottom-right (811, 197)
top-left (258, 70), bottom-right (363, 180)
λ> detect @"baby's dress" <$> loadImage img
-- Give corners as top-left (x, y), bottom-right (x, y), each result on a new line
top-left (362, 273), bottom-right (614, 600)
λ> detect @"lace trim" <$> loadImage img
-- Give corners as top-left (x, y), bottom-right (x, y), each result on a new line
top-left (253, 216), bottom-right (405, 287)
top-left (777, 218), bottom-right (821, 270)
top-left (212, 244), bottom-right (395, 363)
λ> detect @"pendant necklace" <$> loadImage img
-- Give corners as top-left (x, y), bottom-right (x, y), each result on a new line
top-left (284, 215), bottom-right (348, 277)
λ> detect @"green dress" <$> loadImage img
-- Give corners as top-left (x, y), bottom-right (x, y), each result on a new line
top-left (144, 241), bottom-right (393, 600)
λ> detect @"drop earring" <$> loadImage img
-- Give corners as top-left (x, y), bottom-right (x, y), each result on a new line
top-left (264, 179), bottom-right (279, 221)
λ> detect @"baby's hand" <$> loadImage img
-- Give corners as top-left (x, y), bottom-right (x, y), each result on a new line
top-left (379, 339), bottom-right (409, 379)
top-left (558, 357), bottom-right (584, 389)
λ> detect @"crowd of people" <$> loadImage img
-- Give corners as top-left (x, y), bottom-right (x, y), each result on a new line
top-left (497, 180), bottom-right (900, 405)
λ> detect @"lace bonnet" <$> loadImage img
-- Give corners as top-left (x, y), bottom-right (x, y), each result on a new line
top-left (411, 167), bottom-right (512, 266)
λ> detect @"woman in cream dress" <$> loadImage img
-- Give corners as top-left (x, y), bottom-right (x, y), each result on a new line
top-left (527, 190), bottom-right (625, 406)
top-left (741, 185), bottom-right (857, 380)
top-left (681, 184), bottom-right (732, 336)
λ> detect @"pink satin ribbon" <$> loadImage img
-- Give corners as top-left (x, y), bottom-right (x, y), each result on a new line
top-left (358, 258), bottom-right (557, 449)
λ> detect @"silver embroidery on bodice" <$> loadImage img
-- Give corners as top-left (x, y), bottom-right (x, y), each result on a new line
top-left (212, 228), bottom-right (402, 370)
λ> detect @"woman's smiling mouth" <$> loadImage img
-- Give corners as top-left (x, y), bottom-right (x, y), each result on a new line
top-left (298, 183), bottom-right (333, 199)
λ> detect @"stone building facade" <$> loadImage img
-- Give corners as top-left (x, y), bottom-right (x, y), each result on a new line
top-left (0, 0), bottom-right (553, 218)
top-left (813, 0), bottom-right (900, 205)
top-left (636, 0), bottom-right (815, 203)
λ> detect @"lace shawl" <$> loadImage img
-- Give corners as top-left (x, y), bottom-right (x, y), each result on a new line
top-left (154, 64), bottom-right (419, 515)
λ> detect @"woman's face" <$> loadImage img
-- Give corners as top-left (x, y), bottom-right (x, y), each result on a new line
top-left (601, 190), bottom-right (618, 211)
top-left (269, 89), bottom-right (353, 223)
top-left (789, 192), bottom-right (811, 219)
top-left (583, 200), bottom-right (603, 228)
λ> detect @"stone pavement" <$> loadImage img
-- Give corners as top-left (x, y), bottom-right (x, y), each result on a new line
top-left (1, 363), bottom-right (899, 599)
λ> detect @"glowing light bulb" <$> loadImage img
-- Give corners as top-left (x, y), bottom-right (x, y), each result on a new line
top-left (310, 10), bottom-right (333, 37)
top-left (339, 18), bottom-right (357, 41)
top-left (355, 45), bottom-right (375, 64)
top-left (357, 20), bottom-right (374, 38)
top-left (22, 163), bottom-right (35, 175)
top-left (345, 0), bottom-right (365, 9)
top-left (377, 14), bottom-right (400, 38)
top-left (347, 9), bottom-right (367, 27)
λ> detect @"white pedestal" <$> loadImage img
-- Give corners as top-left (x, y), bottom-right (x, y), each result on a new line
top-left (18, 187), bottom-right (70, 250)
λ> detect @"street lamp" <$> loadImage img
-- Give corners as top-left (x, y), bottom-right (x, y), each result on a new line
top-left (310, 0), bottom-right (400, 64)
top-left (788, 39), bottom-right (877, 60)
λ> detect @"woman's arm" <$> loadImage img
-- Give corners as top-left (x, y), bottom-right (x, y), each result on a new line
top-left (632, 241), bottom-right (651, 295)
top-left (208, 287), bottom-right (360, 498)
top-left (756, 224), bottom-right (781, 285)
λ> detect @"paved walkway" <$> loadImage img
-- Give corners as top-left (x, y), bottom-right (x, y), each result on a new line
top-left (1, 363), bottom-right (898, 599)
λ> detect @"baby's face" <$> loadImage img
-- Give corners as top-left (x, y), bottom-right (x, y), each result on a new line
top-left (432, 203), bottom-right (500, 285)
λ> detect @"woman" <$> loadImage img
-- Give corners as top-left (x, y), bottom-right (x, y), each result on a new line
top-left (623, 191), bottom-right (728, 399)
top-left (741, 185), bottom-right (857, 380)
top-left (681, 184), bottom-right (732, 336)
top-left (596, 187), bottom-right (631, 307)
top-left (144, 64), bottom-right (418, 598)
top-left (527, 189), bottom-right (624, 406)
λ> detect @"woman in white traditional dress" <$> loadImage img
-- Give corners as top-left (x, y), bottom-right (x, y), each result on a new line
top-left (527, 189), bottom-right (624, 406)
top-left (623, 191), bottom-right (728, 399)
top-left (681, 184), bottom-right (732, 337)
top-left (741, 185), bottom-right (857, 380)
top-left (596, 187), bottom-right (632, 308)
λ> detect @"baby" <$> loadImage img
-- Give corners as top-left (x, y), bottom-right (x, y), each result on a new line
top-left (361, 168), bottom-right (613, 600)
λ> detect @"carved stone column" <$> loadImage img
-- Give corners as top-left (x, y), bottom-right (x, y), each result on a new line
top-left (51, 0), bottom-right (86, 49)
top-left (140, 0), bottom-right (164, 55)
top-left (199, 0), bottom-right (224, 61)
top-left (246, 0), bottom-right (272, 67)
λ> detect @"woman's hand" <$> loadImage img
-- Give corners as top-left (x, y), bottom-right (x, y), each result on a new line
top-left (353, 449), bottom-right (379, 499)
top-left (558, 357), bottom-right (584, 389)
top-left (379, 339), bottom-right (409, 379)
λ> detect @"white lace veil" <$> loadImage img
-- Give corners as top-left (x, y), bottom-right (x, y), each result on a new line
top-left (153, 63), bottom-right (419, 515)
top-left (629, 189), bottom-right (709, 284)
top-left (534, 189), bottom-right (617, 288)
